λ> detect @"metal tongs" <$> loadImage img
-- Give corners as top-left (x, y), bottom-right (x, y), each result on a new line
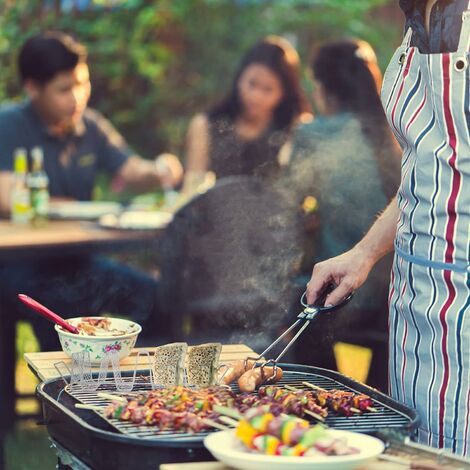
top-left (245, 287), bottom-right (353, 379)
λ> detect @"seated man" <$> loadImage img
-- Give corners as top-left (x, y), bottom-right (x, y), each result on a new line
top-left (0, 31), bottom-right (183, 349)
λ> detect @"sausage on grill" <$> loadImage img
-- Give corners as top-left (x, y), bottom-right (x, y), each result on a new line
top-left (238, 366), bottom-right (283, 392)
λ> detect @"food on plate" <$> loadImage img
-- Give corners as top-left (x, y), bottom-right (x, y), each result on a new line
top-left (105, 386), bottom-right (235, 432)
top-left (100, 210), bottom-right (173, 230)
top-left (74, 317), bottom-right (128, 336)
top-left (186, 343), bottom-right (222, 387)
top-left (241, 408), bottom-right (311, 446)
top-left (153, 342), bottom-right (188, 387)
top-left (237, 365), bottom-right (283, 392)
top-left (235, 408), bottom-right (359, 457)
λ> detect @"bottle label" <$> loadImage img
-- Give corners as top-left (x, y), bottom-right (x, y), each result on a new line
top-left (31, 189), bottom-right (49, 216)
top-left (11, 189), bottom-right (31, 223)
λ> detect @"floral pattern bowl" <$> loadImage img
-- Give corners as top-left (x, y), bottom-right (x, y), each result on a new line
top-left (55, 317), bottom-right (142, 364)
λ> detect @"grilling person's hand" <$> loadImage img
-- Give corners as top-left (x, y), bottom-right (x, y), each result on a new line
top-left (307, 197), bottom-right (399, 307)
top-left (306, 246), bottom-right (374, 307)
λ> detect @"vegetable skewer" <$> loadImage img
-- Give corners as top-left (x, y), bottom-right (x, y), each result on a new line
top-left (302, 382), bottom-right (378, 414)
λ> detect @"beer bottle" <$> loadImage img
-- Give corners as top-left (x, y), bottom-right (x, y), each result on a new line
top-left (11, 148), bottom-right (31, 223)
top-left (27, 146), bottom-right (50, 226)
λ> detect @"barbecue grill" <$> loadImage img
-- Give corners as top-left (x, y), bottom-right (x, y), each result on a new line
top-left (37, 363), bottom-right (418, 469)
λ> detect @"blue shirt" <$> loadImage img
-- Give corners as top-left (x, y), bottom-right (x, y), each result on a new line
top-left (285, 113), bottom-right (395, 313)
top-left (0, 100), bottom-right (132, 200)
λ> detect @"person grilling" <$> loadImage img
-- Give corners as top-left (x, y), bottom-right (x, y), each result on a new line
top-left (305, 0), bottom-right (470, 455)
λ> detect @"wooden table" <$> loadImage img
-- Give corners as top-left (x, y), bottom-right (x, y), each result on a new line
top-left (0, 218), bottom-right (166, 431)
top-left (25, 344), bottom-right (257, 381)
top-left (0, 219), bottom-right (163, 261)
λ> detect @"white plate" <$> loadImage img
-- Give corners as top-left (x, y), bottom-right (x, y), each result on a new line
top-left (204, 429), bottom-right (384, 470)
top-left (99, 210), bottom-right (173, 230)
top-left (48, 201), bottom-right (122, 220)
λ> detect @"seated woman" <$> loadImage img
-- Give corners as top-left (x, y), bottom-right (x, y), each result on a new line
top-left (184, 35), bottom-right (311, 192)
top-left (284, 39), bottom-right (401, 391)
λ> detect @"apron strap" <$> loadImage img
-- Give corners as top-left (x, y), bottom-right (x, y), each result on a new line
top-left (457, 7), bottom-right (470, 53)
top-left (402, 27), bottom-right (413, 48)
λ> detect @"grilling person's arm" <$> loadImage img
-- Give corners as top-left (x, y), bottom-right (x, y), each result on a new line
top-left (93, 110), bottom-right (183, 192)
top-left (306, 196), bottom-right (399, 306)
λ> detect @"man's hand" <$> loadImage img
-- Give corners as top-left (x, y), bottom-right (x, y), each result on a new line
top-left (306, 246), bottom-right (375, 306)
top-left (155, 153), bottom-right (183, 189)
top-left (118, 153), bottom-right (183, 193)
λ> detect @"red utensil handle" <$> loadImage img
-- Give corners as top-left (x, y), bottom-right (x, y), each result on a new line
top-left (18, 294), bottom-right (79, 334)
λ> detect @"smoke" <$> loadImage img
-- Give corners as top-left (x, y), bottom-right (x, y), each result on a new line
top-left (158, 116), bottom-right (399, 349)
top-left (276, 116), bottom-right (397, 332)
top-left (159, 175), bottom-right (304, 346)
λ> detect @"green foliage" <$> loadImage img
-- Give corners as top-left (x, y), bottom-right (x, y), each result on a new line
top-left (0, 0), bottom-right (401, 161)
top-left (16, 321), bottom-right (39, 358)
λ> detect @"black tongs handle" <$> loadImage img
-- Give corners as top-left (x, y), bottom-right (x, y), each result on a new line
top-left (300, 289), bottom-right (353, 313)
top-left (256, 287), bottom-right (354, 363)
top-left (298, 287), bottom-right (353, 321)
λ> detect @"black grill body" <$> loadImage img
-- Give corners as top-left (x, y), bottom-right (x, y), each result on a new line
top-left (37, 364), bottom-right (419, 469)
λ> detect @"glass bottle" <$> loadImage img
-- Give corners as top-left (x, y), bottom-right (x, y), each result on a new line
top-left (10, 148), bottom-right (31, 223)
top-left (27, 146), bottom-right (50, 226)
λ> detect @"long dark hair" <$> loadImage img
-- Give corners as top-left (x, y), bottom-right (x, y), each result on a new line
top-left (311, 39), bottom-right (401, 199)
top-left (209, 36), bottom-right (310, 132)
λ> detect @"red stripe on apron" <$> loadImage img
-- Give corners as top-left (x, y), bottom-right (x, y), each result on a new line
top-left (441, 55), bottom-right (462, 265)
top-left (391, 49), bottom-right (416, 132)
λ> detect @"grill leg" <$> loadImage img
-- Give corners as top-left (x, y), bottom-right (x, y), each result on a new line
top-left (0, 304), bottom-right (16, 432)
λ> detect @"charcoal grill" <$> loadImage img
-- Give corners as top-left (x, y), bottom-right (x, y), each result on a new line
top-left (37, 364), bottom-right (419, 469)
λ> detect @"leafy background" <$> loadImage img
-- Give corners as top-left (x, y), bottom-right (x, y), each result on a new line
top-left (1, 2), bottom-right (404, 467)
top-left (0, 0), bottom-right (403, 162)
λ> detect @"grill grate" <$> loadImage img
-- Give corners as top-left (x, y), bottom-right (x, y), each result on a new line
top-left (65, 368), bottom-right (413, 442)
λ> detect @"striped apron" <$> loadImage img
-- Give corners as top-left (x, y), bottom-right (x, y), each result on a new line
top-left (381, 7), bottom-right (470, 455)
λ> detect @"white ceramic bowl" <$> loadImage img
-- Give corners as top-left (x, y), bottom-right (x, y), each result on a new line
top-left (204, 429), bottom-right (385, 470)
top-left (55, 317), bottom-right (141, 364)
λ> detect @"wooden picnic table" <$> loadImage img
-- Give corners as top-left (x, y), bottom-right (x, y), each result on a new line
top-left (0, 218), bottom-right (162, 261)
top-left (24, 344), bottom-right (256, 381)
